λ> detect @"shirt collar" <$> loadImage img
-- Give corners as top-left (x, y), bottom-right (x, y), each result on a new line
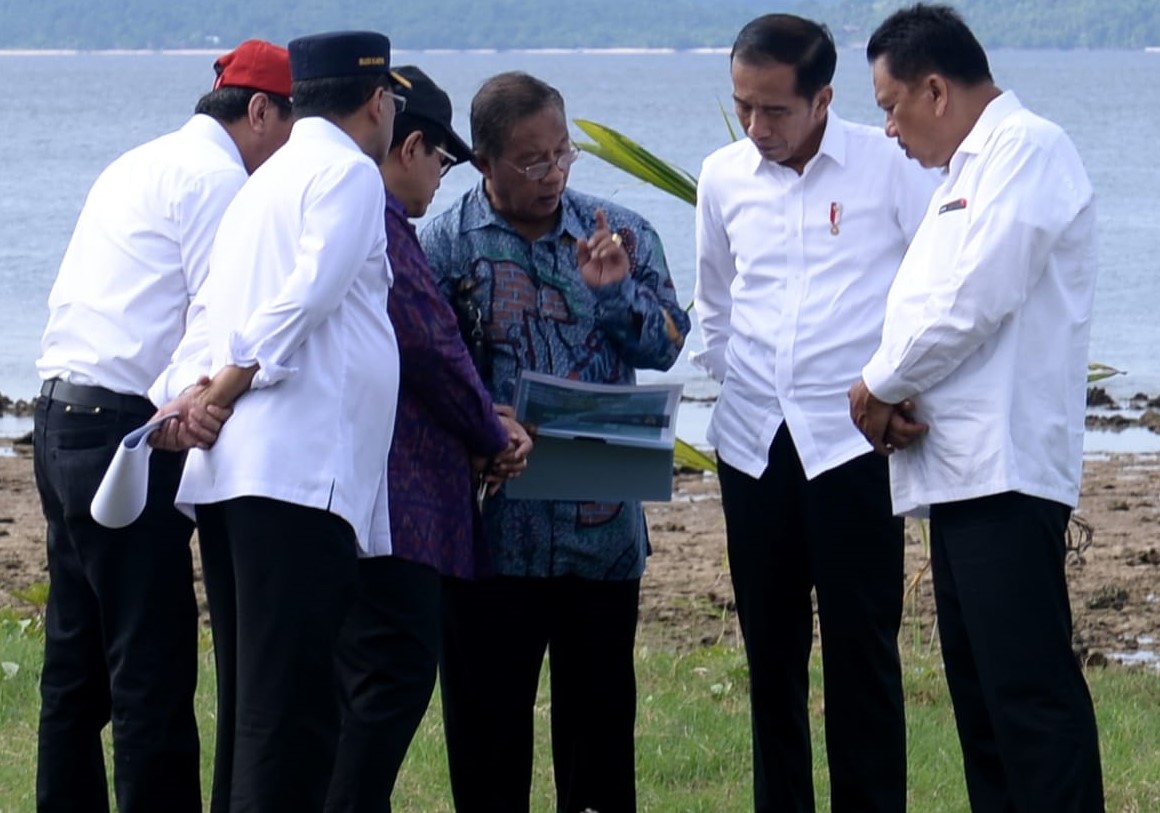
top-left (955, 90), bottom-right (1023, 157)
top-left (743, 111), bottom-right (848, 175)
top-left (460, 181), bottom-right (585, 241)
top-left (290, 116), bottom-right (365, 153)
top-left (184, 114), bottom-right (246, 171)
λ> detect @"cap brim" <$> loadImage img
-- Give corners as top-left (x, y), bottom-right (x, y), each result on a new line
top-left (444, 129), bottom-right (473, 165)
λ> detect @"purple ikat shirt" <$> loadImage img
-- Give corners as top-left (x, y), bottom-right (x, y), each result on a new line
top-left (384, 190), bottom-right (509, 578)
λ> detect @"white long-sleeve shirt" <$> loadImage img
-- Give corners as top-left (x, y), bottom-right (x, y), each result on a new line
top-left (862, 92), bottom-right (1097, 516)
top-left (38, 115), bottom-right (248, 397)
top-left (694, 112), bottom-right (937, 479)
top-left (175, 117), bottom-right (399, 552)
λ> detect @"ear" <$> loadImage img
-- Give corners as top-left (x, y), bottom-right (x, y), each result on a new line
top-left (927, 75), bottom-right (951, 117)
top-left (473, 150), bottom-right (494, 183)
top-left (398, 130), bottom-right (425, 168)
top-left (247, 92), bottom-right (271, 132)
top-left (813, 85), bottom-right (834, 119)
top-left (367, 86), bottom-right (388, 126)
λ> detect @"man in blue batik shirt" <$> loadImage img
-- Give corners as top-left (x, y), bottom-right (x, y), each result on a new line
top-left (420, 70), bottom-right (689, 813)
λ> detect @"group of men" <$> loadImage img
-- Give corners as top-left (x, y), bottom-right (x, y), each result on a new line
top-left (30, 3), bottom-right (1103, 813)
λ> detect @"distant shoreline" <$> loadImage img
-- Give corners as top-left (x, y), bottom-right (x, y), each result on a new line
top-left (0, 47), bottom-right (734, 57)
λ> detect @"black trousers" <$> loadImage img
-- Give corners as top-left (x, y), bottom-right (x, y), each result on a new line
top-left (930, 492), bottom-right (1105, 812)
top-left (325, 556), bottom-right (442, 813)
top-left (440, 575), bottom-right (640, 813)
top-left (717, 425), bottom-right (906, 813)
top-left (33, 394), bottom-right (200, 813)
top-left (197, 497), bottom-right (359, 813)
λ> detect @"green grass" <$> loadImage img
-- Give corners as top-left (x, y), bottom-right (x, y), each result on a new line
top-left (1, 617), bottom-right (1158, 812)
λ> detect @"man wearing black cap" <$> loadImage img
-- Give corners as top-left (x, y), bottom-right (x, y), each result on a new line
top-left (162, 30), bottom-right (407, 812)
top-left (325, 64), bottom-right (532, 813)
top-left (32, 39), bottom-right (291, 813)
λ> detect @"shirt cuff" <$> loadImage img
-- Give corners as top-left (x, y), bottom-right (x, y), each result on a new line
top-left (227, 331), bottom-right (295, 389)
top-left (689, 348), bottom-right (724, 383)
top-left (861, 353), bottom-right (914, 405)
top-left (592, 276), bottom-right (637, 326)
top-left (148, 366), bottom-right (202, 407)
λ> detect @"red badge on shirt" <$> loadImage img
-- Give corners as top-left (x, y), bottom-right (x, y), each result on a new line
top-left (938, 198), bottom-right (968, 215)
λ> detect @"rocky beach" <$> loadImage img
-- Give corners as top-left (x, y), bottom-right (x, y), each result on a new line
top-left (2, 397), bottom-right (1159, 668)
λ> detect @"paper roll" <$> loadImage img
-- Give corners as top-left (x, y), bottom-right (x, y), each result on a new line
top-left (90, 413), bottom-right (177, 529)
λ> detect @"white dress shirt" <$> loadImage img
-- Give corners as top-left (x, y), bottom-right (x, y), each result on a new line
top-left (175, 118), bottom-right (399, 553)
top-left (37, 115), bottom-right (248, 397)
top-left (694, 112), bottom-right (937, 479)
top-left (862, 92), bottom-right (1097, 516)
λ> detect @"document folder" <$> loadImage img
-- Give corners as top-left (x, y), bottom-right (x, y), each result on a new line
top-left (505, 372), bottom-right (682, 502)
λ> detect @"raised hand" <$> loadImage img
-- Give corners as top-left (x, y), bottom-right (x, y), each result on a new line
top-left (576, 208), bottom-right (630, 288)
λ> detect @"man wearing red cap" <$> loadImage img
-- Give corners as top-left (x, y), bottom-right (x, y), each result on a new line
top-left (33, 39), bottom-right (292, 813)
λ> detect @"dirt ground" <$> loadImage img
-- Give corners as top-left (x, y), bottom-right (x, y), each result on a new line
top-left (1, 438), bottom-right (1158, 667)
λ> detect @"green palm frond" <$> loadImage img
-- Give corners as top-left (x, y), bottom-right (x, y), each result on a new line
top-left (573, 119), bottom-right (698, 206)
top-left (1087, 362), bottom-right (1125, 383)
top-left (675, 437), bottom-right (717, 474)
top-left (717, 98), bottom-right (739, 142)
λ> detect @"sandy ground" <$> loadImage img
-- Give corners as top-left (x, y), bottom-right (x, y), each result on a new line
top-left (1, 438), bottom-right (1157, 667)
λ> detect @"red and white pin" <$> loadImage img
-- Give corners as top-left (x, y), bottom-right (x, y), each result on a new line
top-left (829, 201), bottom-right (843, 236)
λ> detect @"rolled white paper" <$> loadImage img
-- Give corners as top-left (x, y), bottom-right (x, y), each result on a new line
top-left (90, 413), bottom-right (178, 529)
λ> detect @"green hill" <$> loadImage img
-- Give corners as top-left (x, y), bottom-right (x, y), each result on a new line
top-left (1, 0), bottom-right (1157, 50)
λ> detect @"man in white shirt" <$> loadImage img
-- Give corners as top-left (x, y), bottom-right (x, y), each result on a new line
top-left (850, 5), bottom-right (1104, 811)
top-left (32, 40), bottom-right (292, 813)
top-left (166, 31), bottom-right (405, 812)
top-left (694, 14), bottom-right (936, 813)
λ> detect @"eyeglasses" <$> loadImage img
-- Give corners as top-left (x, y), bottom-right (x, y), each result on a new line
top-left (388, 92), bottom-right (407, 114)
top-left (433, 144), bottom-right (457, 178)
top-left (504, 144), bottom-right (581, 181)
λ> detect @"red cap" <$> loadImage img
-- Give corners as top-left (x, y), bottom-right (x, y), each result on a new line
top-left (213, 39), bottom-right (292, 99)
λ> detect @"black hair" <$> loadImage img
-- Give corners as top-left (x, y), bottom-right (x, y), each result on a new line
top-left (291, 73), bottom-right (393, 119)
top-left (390, 113), bottom-right (445, 155)
top-left (866, 3), bottom-right (993, 86)
top-left (731, 14), bottom-right (837, 100)
top-left (193, 86), bottom-right (292, 123)
top-left (470, 71), bottom-right (565, 160)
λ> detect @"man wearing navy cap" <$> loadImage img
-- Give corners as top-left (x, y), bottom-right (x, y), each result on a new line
top-left (325, 65), bottom-right (532, 813)
top-left (33, 39), bottom-right (292, 813)
top-left (160, 30), bottom-right (406, 812)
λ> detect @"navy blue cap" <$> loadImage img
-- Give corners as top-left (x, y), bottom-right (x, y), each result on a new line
top-left (288, 31), bottom-right (409, 86)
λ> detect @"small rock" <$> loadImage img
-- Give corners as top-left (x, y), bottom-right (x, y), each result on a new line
top-left (1086, 386), bottom-right (1117, 407)
top-left (1140, 410), bottom-right (1160, 432)
top-left (1127, 548), bottom-right (1160, 566)
top-left (1084, 651), bottom-right (1108, 669)
top-left (1086, 586), bottom-right (1129, 611)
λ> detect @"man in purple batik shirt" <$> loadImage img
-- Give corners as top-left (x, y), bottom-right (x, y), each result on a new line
top-left (325, 65), bottom-right (531, 813)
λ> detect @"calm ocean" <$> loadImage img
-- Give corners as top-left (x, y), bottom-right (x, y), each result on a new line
top-left (1, 48), bottom-right (1158, 446)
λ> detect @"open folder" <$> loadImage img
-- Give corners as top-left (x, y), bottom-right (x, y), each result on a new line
top-left (505, 372), bottom-right (682, 502)
top-left (90, 413), bottom-right (177, 529)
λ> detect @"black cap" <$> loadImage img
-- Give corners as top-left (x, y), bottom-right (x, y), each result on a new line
top-left (392, 65), bottom-right (472, 164)
top-left (288, 31), bottom-right (409, 87)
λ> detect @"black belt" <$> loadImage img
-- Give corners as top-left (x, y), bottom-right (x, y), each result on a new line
top-left (40, 379), bottom-right (156, 418)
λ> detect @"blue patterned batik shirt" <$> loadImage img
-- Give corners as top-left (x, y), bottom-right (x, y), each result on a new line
top-left (420, 183), bottom-right (691, 581)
